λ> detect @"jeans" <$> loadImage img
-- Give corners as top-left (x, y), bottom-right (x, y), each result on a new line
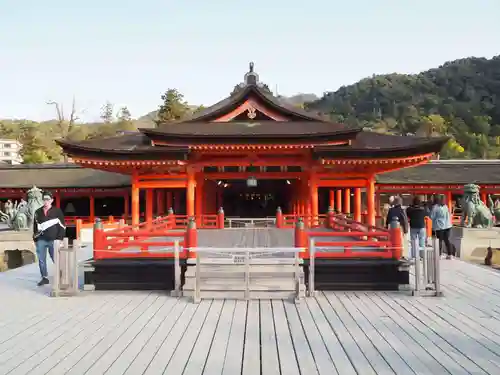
top-left (35, 239), bottom-right (54, 278)
top-left (410, 228), bottom-right (426, 258)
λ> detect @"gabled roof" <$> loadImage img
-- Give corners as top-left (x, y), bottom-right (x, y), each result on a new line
top-left (179, 81), bottom-right (329, 123)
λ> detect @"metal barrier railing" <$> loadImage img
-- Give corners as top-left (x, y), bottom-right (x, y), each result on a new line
top-left (225, 217), bottom-right (277, 228)
top-left (190, 247), bottom-right (305, 303)
top-left (51, 238), bottom-right (79, 297)
top-left (411, 236), bottom-right (443, 297)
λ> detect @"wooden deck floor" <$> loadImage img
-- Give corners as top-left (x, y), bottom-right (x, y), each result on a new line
top-left (0, 256), bottom-right (499, 374)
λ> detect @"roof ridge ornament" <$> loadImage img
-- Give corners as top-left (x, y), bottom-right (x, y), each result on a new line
top-left (244, 61), bottom-right (259, 86)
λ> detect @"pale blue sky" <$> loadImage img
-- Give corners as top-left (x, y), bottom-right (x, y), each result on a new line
top-left (0, 0), bottom-right (498, 122)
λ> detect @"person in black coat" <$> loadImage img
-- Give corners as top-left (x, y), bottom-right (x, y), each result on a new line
top-left (386, 196), bottom-right (408, 234)
top-left (406, 195), bottom-right (429, 258)
top-left (33, 191), bottom-right (66, 286)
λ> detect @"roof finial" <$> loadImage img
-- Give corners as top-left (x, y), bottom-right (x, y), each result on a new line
top-left (249, 62), bottom-right (254, 73)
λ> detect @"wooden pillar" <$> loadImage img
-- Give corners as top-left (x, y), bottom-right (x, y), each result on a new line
top-left (309, 172), bottom-right (318, 225)
top-left (156, 190), bottom-right (165, 216)
top-left (366, 177), bottom-right (376, 227)
top-left (481, 191), bottom-right (487, 204)
top-left (344, 188), bottom-right (351, 214)
top-left (187, 170), bottom-right (195, 217)
top-left (329, 189), bottom-right (335, 211)
top-left (131, 182), bottom-right (140, 226)
top-left (54, 192), bottom-right (61, 208)
top-left (124, 194), bottom-right (129, 219)
top-left (195, 174), bottom-right (204, 225)
top-left (336, 189), bottom-right (342, 213)
top-left (146, 189), bottom-right (154, 225)
top-left (354, 188), bottom-right (362, 222)
top-left (89, 196), bottom-right (95, 223)
top-left (446, 190), bottom-right (452, 212)
top-left (166, 191), bottom-right (173, 211)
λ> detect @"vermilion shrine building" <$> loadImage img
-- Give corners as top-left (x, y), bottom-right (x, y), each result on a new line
top-left (52, 64), bottom-right (448, 226)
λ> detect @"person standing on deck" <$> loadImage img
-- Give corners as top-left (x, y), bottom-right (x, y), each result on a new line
top-left (33, 191), bottom-right (66, 286)
top-left (430, 195), bottom-right (455, 259)
top-left (385, 196), bottom-right (409, 258)
top-left (406, 196), bottom-right (428, 259)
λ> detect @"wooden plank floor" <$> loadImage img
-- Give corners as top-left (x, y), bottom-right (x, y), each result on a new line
top-left (1, 258), bottom-right (500, 374)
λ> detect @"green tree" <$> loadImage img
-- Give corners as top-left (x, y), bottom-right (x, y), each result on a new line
top-left (156, 89), bottom-right (189, 126)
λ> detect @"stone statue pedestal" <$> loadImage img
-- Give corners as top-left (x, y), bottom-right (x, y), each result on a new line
top-left (451, 226), bottom-right (500, 263)
top-left (0, 230), bottom-right (36, 271)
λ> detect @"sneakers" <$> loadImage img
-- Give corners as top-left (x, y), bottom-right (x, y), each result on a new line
top-left (37, 277), bottom-right (49, 286)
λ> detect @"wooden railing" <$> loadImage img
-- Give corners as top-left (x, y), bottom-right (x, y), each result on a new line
top-left (292, 212), bottom-right (401, 259)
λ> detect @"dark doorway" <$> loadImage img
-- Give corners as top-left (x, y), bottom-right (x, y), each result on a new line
top-left (222, 179), bottom-right (292, 217)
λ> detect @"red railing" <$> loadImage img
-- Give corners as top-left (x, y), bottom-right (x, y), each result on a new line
top-left (281, 214), bottom-right (327, 228)
top-left (293, 212), bottom-right (401, 259)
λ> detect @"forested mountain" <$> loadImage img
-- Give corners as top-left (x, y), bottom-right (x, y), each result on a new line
top-left (1, 55), bottom-right (499, 163)
top-left (306, 56), bottom-right (500, 159)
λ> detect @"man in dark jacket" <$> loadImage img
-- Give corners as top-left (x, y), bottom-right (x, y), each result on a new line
top-left (406, 195), bottom-right (428, 258)
top-left (33, 191), bottom-right (66, 286)
top-left (386, 196), bottom-right (409, 258)
top-left (386, 196), bottom-right (408, 234)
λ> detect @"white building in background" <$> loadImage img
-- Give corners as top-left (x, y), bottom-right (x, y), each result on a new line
top-left (0, 139), bottom-right (22, 165)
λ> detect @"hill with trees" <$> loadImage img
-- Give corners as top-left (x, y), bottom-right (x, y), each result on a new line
top-left (1, 55), bottom-right (499, 163)
top-left (306, 55), bottom-right (500, 159)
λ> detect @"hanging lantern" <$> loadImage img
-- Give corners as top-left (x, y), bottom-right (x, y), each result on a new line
top-left (247, 176), bottom-right (258, 187)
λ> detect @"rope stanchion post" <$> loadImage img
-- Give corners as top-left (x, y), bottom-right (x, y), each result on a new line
top-left (389, 217), bottom-right (402, 259)
top-left (276, 207), bottom-right (283, 228)
top-left (308, 238), bottom-right (316, 297)
top-left (170, 240), bottom-right (182, 297)
top-left (433, 235), bottom-right (443, 296)
top-left (217, 207), bottom-right (225, 229)
top-left (51, 237), bottom-right (79, 297)
top-left (412, 236), bottom-right (421, 296)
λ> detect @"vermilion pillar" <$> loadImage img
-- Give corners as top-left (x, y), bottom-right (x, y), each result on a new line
top-left (336, 189), bottom-right (342, 213)
top-left (366, 177), bottom-right (376, 227)
top-left (166, 191), bottom-right (173, 211)
top-left (481, 191), bottom-right (487, 204)
top-left (344, 188), bottom-right (351, 214)
top-left (354, 188), bottom-right (362, 222)
top-left (131, 183), bottom-right (140, 226)
top-left (124, 194), bottom-right (129, 219)
top-left (309, 173), bottom-right (318, 225)
top-left (195, 175), bottom-right (204, 225)
top-left (446, 190), bottom-right (452, 212)
top-left (89, 196), bottom-right (95, 223)
top-left (187, 171), bottom-right (195, 217)
top-left (329, 190), bottom-right (335, 211)
top-left (146, 189), bottom-right (154, 225)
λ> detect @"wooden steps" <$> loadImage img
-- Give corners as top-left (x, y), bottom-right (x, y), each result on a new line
top-left (183, 263), bottom-right (306, 301)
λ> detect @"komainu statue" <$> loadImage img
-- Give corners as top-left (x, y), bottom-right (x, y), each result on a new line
top-left (0, 186), bottom-right (44, 231)
top-left (460, 184), bottom-right (493, 228)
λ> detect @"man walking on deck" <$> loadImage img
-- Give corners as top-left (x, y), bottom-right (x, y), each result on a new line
top-left (386, 196), bottom-right (409, 258)
top-left (33, 191), bottom-right (66, 286)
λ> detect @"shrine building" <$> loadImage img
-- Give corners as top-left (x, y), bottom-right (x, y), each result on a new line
top-left (54, 63), bottom-right (448, 226)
